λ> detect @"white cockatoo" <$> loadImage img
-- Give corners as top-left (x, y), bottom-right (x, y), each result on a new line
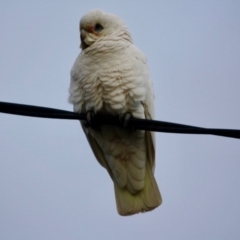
top-left (69, 9), bottom-right (162, 216)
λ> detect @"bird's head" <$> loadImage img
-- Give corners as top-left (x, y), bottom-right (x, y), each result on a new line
top-left (79, 9), bottom-right (132, 50)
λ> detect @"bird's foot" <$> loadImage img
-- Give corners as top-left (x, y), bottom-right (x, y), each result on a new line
top-left (119, 112), bottom-right (134, 130)
top-left (84, 110), bottom-right (100, 130)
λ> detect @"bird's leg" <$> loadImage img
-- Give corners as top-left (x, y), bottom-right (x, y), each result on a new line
top-left (84, 110), bottom-right (100, 130)
top-left (119, 112), bottom-right (134, 130)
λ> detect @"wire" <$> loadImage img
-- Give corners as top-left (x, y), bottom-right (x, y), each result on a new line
top-left (0, 101), bottom-right (240, 139)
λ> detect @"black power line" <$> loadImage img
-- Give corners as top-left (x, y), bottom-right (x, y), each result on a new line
top-left (0, 101), bottom-right (240, 139)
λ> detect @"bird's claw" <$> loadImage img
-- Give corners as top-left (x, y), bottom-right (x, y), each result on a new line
top-left (119, 112), bottom-right (134, 130)
top-left (85, 110), bottom-right (100, 130)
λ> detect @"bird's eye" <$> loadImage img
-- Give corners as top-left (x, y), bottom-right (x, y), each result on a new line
top-left (94, 23), bottom-right (103, 32)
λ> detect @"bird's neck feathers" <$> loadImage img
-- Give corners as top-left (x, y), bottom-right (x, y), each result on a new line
top-left (107, 20), bottom-right (133, 44)
top-left (115, 27), bottom-right (133, 44)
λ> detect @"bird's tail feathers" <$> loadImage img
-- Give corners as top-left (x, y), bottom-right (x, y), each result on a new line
top-left (114, 162), bottom-right (162, 216)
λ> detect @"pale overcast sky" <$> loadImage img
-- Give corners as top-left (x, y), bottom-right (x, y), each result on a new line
top-left (1, 1), bottom-right (240, 239)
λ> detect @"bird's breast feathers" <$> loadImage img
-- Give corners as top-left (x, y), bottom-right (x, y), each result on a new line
top-left (69, 40), bottom-right (151, 118)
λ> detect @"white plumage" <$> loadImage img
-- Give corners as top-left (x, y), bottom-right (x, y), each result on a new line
top-left (69, 9), bottom-right (162, 216)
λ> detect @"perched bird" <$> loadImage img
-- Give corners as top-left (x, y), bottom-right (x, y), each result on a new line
top-left (69, 9), bottom-right (162, 216)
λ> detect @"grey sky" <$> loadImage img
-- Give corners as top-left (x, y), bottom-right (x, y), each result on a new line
top-left (0, 1), bottom-right (240, 239)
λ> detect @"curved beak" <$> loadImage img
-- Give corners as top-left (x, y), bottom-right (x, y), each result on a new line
top-left (80, 29), bottom-right (88, 49)
top-left (79, 26), bottom-right (94, 50)
top-left (80, 29), bottom-right (86, 42)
